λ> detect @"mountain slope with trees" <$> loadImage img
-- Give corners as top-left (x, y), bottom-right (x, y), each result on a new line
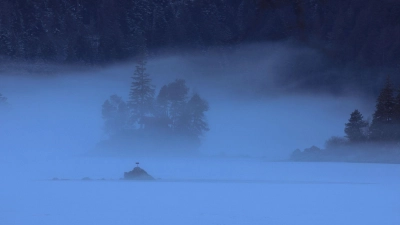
top-left (0, 0), bottom-right (399, 68)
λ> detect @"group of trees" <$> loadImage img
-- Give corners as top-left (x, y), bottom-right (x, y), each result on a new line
top-left (0, 0), bottom-right (244, 63)
top-left (291, 76), bottom-right (400, 163)
top-left (100, 57), bottom-right (209, 154)
top-left (344, 77), bottom-right (400, 143)
top-left (1, 0), bottom-right (399, 67)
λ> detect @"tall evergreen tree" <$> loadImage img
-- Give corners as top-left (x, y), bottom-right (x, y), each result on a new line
top-left (128, 55), bottom-right (155, 128)
top-left (370, 76), bottom-right (395, 141)
top-left (392, 87), bottom-right (400, 141)
top-left (394, 88), bottom-right (400, 121)
top-left (344, 109), bottom-right (368, 142)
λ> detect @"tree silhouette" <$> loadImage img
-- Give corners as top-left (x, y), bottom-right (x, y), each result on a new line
top-left (370, 76), bottom-right (395, 141)
top-left (153, 81), bottom-right (209, 140)
top-left (344, 109), bottom-right (368, 142)
top-left (392, 87), bottom-right (400, 141)
top-left (128, 55), bottom-right (155, 128)
top-left (100, 69), bottom-right (210, 154)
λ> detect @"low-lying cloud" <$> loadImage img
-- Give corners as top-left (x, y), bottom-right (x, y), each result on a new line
top-left (0, 42), bottom-right (377, 161)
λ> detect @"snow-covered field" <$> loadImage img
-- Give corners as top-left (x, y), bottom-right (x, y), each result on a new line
top-left (1, 157), bottom-right (399, 225)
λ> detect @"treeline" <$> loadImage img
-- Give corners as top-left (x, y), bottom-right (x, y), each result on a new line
top-left (97, 56), bottom-right (209, 155)
top-left (292, 77), bottom-right (400, 163)
top-left (0, 0), bottom-right (399, 67)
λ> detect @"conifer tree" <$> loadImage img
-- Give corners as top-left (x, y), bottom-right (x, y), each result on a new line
top-left (392, 87), bottom-right (400, 140)
top-left (394, 89), bottom-right (400, 120)
top-left (128, 54), bottom-right (155, 128)
top-left (370, 76), bottom-right (395, 141)
top-left (344, 109), bottom-right (368, 142)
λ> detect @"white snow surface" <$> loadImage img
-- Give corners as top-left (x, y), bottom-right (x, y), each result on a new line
top-left (1, 157), bottom-right (399, 225)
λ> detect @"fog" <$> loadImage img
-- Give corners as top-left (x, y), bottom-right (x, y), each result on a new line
top-left (0, 43), bottom-right (375, 162)
top-left (1, 43), bottom-right (400, 225)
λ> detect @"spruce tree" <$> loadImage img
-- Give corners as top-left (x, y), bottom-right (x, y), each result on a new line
top-left (370, 76), bottom-right (395, 141)
top-left (344, 109), bottom-right (368, 142)
top-left (128, 55), bottom-right (155, 128)
top-left (393, 87), bottom-right (400, 140)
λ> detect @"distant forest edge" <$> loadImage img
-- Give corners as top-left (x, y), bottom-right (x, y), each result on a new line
top-left (1, 0), bottom-right (400, 67)
top-left (291, 77), bottom-right (400, 164)
top-left (95, 55), bottom-right (209, 156)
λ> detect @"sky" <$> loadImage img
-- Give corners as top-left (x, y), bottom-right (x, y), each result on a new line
top-left (0, 42), bottom-right (377, 161)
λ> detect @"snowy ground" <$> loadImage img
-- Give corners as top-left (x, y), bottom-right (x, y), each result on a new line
top-left (1, 157), bottom-right (399, 225)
